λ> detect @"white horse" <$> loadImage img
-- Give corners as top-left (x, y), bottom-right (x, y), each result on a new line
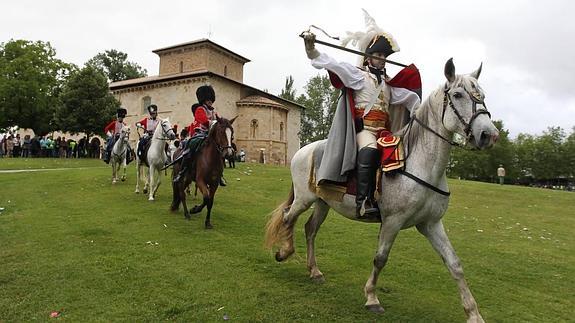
top-left (110, 125), bottom-right (130, 184)
top-left (265, 59), bottom-right (499, 322)
top-left (134, 118), bottom-right (176, 201)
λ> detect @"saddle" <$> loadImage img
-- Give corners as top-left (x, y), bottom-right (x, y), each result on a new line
top-left (137, 138), bottom-right (171, 167)
top-left (310, 134), bottom-right (404, 202)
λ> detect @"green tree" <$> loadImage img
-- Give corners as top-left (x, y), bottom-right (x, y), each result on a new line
top-left (564, 127), bottom-right (575, 179)
top-left (56, 65), bottom-right (120, 138)
top-left (532, 126), bottom-right (566, 179)
top-left (0, 39), bottom-right (72, 135)
top-left (86, 49), bottom-right (147, 82)
top-left (279, 76), bottom-right (297, 102)
top-left (298, 74), bottom-right (340, 146)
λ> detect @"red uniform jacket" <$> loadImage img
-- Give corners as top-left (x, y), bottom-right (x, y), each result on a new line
top-left (137, 117), bottom-right (159, 133)
top-left (104, 120), bottom-right (125, 135)
top-left (188, 105), bottom-right (216, 137)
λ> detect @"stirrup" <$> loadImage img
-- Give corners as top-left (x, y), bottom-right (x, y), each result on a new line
top-left (356, 200), bottom-right (380, 220)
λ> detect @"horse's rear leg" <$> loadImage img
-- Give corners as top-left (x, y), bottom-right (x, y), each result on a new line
top-left (265, 185), bottom-right (315, 262)
top-left (135, 162), bottom-right (141, 193)
top-left (416, 220), bottom-right (484, 323)
top-left (305, 199), bottom-right (330, 282)
top-left (364, 219), bottom-right (401, 313)
top-left (121, 159), bottom-right (127, 181)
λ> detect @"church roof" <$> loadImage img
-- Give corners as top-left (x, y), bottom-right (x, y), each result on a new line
top-left (152, 39), bottom-right (250, 63)
top-left (236, 95), bottom-right (284, 108)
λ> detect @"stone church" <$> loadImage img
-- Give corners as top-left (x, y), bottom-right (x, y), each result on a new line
top-left (109, 39), bottom-right (304, 165)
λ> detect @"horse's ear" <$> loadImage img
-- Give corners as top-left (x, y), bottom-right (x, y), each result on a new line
top-left (470, 62), bottom-right (482, 80)
top-left (229, 116), bottom-right (238, 124)
top-left (444, 58), bottom-right (455, 83)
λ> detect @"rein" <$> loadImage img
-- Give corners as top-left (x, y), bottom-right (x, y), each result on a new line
top-left (392, 85), bottom-right (490, 196)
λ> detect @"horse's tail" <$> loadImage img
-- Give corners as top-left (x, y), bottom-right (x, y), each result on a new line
top-left (264, 183), bottom-right (295, 250)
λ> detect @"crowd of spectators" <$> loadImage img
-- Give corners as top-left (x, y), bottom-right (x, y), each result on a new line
top-left (0, 134), bottom-right (102, 159)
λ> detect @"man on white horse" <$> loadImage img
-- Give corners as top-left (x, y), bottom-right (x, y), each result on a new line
top-left (173, 85), bottom-right (226, 186)
top-left (103, 108), bottom-right (128, 164)
top-left (136, 104), bottom-right (160, 160)
top-left (303, 21), bottom-right (420, 219)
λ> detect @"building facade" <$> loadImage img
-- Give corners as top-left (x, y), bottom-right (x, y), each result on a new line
top-left (109, 39), bottom-right (303, 165)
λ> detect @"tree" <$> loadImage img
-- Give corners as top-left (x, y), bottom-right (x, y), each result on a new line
top-left (0, 39), bottom-right (72, 135)
top-left (279, 76), bottom-right (297, 102)
top-left (56, 65), bottom-right (120, 138)
top-left (298, 74), bottom-right (340, 145)
top-left (86, 49), bottom-right (147, 82)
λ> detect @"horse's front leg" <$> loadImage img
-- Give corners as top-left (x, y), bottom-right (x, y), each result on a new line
top-left (121, 157), bottom-right (127, 181)
top-left (191, 180), bottom-right (208, 215)
top-left (203, 183), bottom-right (219, 229)
top-left (148, 166), bottom-right (156, 201)
top-left (416, 220), bottom-right (484, 323)
top-left (112, 161), bottom-right (118, 184)
top-left (364, 219), bottom-right (401, 313)
top-left (135, 162), bottom-right (141, 193)
top-left (304, 199), bottom-right (330, 282)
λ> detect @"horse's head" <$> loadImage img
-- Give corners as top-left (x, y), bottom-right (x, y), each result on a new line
top-left (441, 58), bottom-right (499, 149)
top-left (210, 115), bottom-right (236, 157)
top-left (156, 118), bottom-right (177, 140)
top-left (120, 125), bottom-right (130, 142)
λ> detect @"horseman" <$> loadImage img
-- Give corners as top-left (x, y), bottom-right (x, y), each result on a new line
top-left (103, 108), bottom-right (128, 164)
top-left (173, 85), bottom-right (226, 186)
top-left (136, 104), bottom-right (160, 160)
top-left (302, 18), bottom-right (420, 219)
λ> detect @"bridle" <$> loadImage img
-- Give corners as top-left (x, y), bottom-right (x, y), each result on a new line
top-left (210, 121), bottom-right (234, 154)
top-left (441, 84), bottom-right (491, 141)
top-left (154, 120), bottom-right (175, 140)
top-left (395, 83), bottom-right (492, 196)
top-left (412, 83), bottom-right (491, 149)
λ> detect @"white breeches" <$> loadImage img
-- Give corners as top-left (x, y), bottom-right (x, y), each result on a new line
top-left (356, 129), bottom-right (379, 150)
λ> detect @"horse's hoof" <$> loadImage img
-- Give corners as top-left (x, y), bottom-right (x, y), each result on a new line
top-left (184, 212), bottom-right (191, 220)
top-left (310, 275), bottom-right (325, 284)
top-left (143, 189), bottom-right (148, 194)
top-left (205, 223), bottom-right (213, 229)
top-left (274, 251), bottom-right (285, 262)
top-left (365, 304), bottom-right (385, 314)
top-left (191, 206), bottom-right (202, 214)
top-left (121, 177), bottom-right (126, 182)
top-left (148, 198), bottom-right (155, 202)
top-left (135, 190), bottom-right (140, 194)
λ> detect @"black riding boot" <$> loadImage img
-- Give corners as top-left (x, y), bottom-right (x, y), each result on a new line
top-left (356, 147), bottom-right (380, 219)
top-left (173, 152), bottom-right (191, 183)
top-left (103, 145), bottom-right (111, 164)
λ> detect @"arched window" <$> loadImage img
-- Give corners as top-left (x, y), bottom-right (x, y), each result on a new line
top-left (180, 61), bottom-right (184, 73)
top-left (250, 119), bottom-right (258, 139)
top-left (142, 96), bottom-right (152, 114)
top-left (279, 122), bottom-right (284, 141)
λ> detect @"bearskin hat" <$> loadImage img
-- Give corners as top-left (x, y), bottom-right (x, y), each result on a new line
top-left (196, 85), bottom-right (216, 104)
top-left (117, 108), bottom-right (127, 118)
top-left (147, 104), bottom-right (158, 114)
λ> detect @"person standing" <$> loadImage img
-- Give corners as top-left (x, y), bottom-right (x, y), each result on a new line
top-left (497, 164), bottom-right (506, 185)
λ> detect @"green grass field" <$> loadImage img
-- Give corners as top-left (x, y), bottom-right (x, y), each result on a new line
top-left (0, 158), bottom-right (573, 322)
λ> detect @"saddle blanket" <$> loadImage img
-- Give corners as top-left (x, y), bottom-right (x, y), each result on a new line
top-left (310, 135), bottom-right (404, 202)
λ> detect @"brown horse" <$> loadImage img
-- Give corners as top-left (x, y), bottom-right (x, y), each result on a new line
top-left (170, 116), bottom-right (236, 229)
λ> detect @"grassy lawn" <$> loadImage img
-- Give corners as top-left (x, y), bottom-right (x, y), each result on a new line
top-left (0, 158), bottom-right (573, 322)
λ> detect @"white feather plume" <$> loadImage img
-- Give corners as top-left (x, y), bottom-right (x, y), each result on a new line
top-left (340, 9), bottom-right (400, 66)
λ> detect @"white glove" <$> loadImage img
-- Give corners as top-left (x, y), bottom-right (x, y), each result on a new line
top-left (302, 32), bottom-right (320, 59)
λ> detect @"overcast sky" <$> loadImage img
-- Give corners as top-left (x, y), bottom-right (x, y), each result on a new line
top-left (3, 0), bottom-right (574, 138)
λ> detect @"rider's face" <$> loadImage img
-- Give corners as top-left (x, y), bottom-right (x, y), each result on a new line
top-left (150, 112), bottom-right (157, 119)
top-left (368, 52), bottom-right (386, 70)
top-left (204, 100), bottom-right (213, 108)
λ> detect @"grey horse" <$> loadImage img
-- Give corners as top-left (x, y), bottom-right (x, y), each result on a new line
top-left (265, 58), bottom-right (499, 322)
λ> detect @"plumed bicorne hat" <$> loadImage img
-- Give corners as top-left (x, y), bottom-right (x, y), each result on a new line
top-left (117, 108), bottom-right (127, 118)
top-left (147, 104), bottom-right (158, 114)
top-left (340, 9), bottom-right (400, 66)
top-left (196, 85), bottom-right (216, 104)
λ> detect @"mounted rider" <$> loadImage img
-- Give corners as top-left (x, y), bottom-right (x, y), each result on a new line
top-left (173, 85), bottom-right (226, 186)
top-left (136, 104), bottom-right (160, 160)
top-left (103, 107), bottom-right (128, 164)
top-left (303, 11), bottom-right (421, 219)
